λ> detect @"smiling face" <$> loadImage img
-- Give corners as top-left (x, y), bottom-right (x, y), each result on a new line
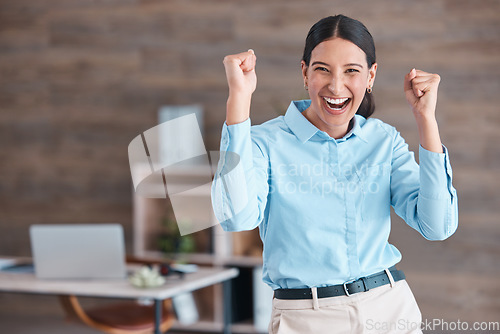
top-left (301, 37), bottom-right (377, 139)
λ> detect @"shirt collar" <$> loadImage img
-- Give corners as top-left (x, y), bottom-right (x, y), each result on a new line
top-left (284, 100), bottom-right (368, 143)
top-left (283, 100), bottom-right (318, 143)
top-left (348, 115), bottom-right (368, 143)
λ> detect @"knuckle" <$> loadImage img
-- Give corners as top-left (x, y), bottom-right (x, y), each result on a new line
top-left (223, 55), bottom-right (236, 64)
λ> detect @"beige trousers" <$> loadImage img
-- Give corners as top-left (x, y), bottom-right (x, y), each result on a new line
top-left (269, 279), bottom-right (422, 334)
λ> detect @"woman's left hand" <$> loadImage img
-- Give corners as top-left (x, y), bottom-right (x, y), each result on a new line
top-left (404, 68), bottom-right (441, 120)
top-left (404, 68), bottom-right (443, 153)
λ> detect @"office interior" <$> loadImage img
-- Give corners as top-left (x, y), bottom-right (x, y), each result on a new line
top-left (0, 0), bottom-right (499, 333)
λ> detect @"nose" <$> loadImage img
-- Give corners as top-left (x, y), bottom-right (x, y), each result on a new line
top-left (328, 73), bottom-right (344, 95)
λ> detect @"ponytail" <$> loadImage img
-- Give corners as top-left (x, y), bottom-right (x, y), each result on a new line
top-left (357, 91), bottom-right (375, 118)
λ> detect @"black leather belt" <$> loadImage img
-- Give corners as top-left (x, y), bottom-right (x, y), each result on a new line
top-left (274, 266), bottom-right (405, 300)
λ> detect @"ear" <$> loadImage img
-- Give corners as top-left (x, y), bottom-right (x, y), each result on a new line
top-left (301, 60), bottom-right (308, 86)
top-left (367, 63), bottom-right (377, 89)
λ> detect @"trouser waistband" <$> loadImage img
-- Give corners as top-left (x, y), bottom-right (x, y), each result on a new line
top-left (274, 266), bottom-right (405, 300)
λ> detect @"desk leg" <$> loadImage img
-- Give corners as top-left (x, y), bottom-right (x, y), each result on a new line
top-left (154, 299), bottom-right (162, 334)
top-left (223, 279), bottom-right (232, 334)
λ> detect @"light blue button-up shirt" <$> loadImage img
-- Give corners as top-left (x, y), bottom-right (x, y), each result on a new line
top-left (211, 100), bottom-right (458, 290)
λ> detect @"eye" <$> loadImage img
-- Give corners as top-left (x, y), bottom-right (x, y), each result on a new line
top-left (314, 66), bottom-right (329, 72)
top-left (346, 68), bottom-right (360, 73)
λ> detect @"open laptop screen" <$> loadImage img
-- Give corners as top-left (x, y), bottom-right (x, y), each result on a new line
top-left (30, 224), bottom-right (126, 279)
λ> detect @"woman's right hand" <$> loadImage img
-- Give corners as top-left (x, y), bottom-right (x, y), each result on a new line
top-left (223, 50), bottom-right (257, 125)
top-left (223, 49), bottom-right (257, 97)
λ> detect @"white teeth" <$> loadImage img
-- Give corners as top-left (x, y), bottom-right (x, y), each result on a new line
top-left (324, 97), bottom-right (349, 104)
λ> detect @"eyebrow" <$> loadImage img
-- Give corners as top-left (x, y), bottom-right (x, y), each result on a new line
top-left (311, 61), bottom-right (330, 67)
top-left (345, 63), bottom-right (364, 68)
top-left (311, 61), bottom-right (364, 68)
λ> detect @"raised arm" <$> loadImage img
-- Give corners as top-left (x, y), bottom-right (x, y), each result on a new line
top-left (394, 68), bottom-right (458, 240)
top-left (212, 50), bottom-right (269, 231)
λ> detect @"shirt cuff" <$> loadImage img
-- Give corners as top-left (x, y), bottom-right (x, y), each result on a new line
top-left (419, 145), bottom-right (454, 199)
top-left (221, 118), bottom-right (252, 170)
top-left (223, 117), bottom-right (251, 141)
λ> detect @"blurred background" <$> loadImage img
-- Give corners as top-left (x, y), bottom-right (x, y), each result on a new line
top-left (0, 0), bottom-right (499, 333)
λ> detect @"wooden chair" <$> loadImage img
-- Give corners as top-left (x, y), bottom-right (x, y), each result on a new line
top-left (59, 257), bottom-right (175, 334)
top-left (59, 296), bottom-right (175, 334)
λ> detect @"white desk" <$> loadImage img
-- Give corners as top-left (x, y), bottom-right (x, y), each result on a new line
top-left (0, 260), bottom-right (239, 334)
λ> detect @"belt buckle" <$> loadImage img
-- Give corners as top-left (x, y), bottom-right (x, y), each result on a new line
top-left (343, 279), bottom-right (356, 297)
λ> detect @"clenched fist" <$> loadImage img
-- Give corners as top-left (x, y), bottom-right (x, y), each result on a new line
top-left (404, 68), bottom-right (443, 153)
top-left (223, 49), bottom-right (257, 97)
top-left (223, 49), bottom-right (257, 125)
top-left (404, 68), bottom-right (441, 120)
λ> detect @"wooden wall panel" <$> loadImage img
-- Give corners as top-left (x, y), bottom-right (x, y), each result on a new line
top-left (0, 0), bottom-right (499, 323)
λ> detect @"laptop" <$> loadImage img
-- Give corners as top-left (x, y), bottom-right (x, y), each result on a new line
top-left (30, 224), bottom-right (127, 279)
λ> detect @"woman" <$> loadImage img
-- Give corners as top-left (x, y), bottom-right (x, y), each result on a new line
top-left (212, 15), bottom-right (458, 333)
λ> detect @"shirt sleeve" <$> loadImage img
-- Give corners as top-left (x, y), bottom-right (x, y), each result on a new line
top-left (211, 119), bottom-right (270, 232)
top-left (390, 132), bottom-right (458, 240)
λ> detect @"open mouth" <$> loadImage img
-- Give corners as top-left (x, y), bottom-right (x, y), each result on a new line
top-left (323, 97), bottom-right (351, 112)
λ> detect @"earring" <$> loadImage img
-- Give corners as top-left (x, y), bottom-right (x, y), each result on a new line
top-left (367, 87), bottom-right (372, 94)
top-left (304, 84), bottom-right (308, 91)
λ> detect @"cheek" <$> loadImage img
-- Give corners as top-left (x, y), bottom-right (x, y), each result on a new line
top-left (350, 79), bottom-right (368, 98)
top-left (308, 79), bottom-right (325, 101)
top-left (308, 75), bottom-right (325, 90)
